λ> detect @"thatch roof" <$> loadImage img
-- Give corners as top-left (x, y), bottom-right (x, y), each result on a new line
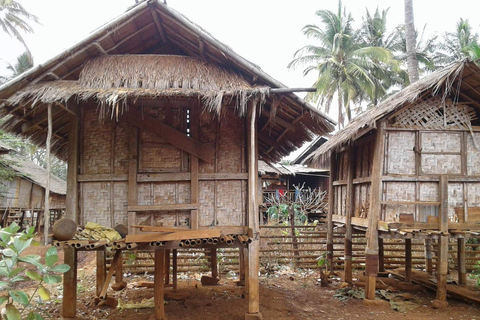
top-left (308, 59), bottom-right (480, 162)
top-left (0, 142), bottom-right (66, 195)
top-left (0, 1), bottom-right (335, 163)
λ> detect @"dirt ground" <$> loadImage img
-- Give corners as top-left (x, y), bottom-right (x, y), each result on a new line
top-left (18, 246), bottom-right (480, 320)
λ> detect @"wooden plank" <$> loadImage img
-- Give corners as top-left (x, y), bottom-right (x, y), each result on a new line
top-left (62, 246), bottom-right (77, 318)
top-left (127, 203), bottom-right (198, 212)
top-left (96, 250), bottom-right (106, 297)
top-left (44, 104), bottom-right (52, 245)
top-left (344, 147), bottom-right (354, 284)
top-left (327, 153), bottom-right (336, 269)
top-left (125, 229), bottom-right (221, 243)
top-left (458, 238), bottom-right (467, 285)
top-left (124, 107), bottom-right (215, 163)
top-left (210, 248), bottom-right (218, 278)
top-left (365, 120), bottom-right (386, 300)
top-left (99, 250), bottom-right (122, 300)
top-left (172, 249), bottom-right (178, 291)
top-left (405, 239), bottom-right (412, 283)
top-left (132, 225), bottom-right (189, 232)
top-left (381, 201), bottom-right (440, 205)
top-left (135, 172), bottom-right (249, 183)
top-left (154, 249), bottom-right (165, 320)
top-left (77, 174), bottom-right (128, 182)
top-left (247, 102), bottom-right (260, 316)
top-left (127, 127), bottom-right (138, 235)
top-left (66, 111), bottom-right (79, 222)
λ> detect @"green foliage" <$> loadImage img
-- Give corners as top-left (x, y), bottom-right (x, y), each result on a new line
top-left (267, 204), bottom-right (306, 225)
top-left (469, 260), bottom-right (480, 288)
top-left (0, 222), bottom-right (70, 319)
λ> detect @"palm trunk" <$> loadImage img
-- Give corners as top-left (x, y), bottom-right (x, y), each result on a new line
top-left (404, 0), bottom-right (419, 83)
top-left (337, 87), bottom-right (344, 128)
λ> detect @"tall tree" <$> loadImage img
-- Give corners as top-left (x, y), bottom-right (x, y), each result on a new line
top-left (404, 0), bottom-right (419, 83)
top-left (0, 0), bottom-right (39, 53)
top-left (439, 18), bottom-right (480, 63)
top-left (288, 1), bottom-right (397, 127)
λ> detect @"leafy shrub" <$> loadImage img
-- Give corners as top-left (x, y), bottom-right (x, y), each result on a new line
top-left (0, 222), bottom-right (70, 320)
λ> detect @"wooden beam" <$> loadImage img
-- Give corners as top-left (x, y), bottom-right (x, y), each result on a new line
top-left (344, 147), bottom-right (355, 284)
top-left (62, 246), bottom-right (77, 318)
top-left (93, 42), bottom-right (108, 55)
top-left (261, 109), bottom-right (295, 132)
top-left (124, 107), bottom-right (215, 163)
top-left (150, 8), bottom-right (167, 43)
top-left (125, 229), bottom-right (221, 243)
top-left (327, 153), bottom-right (336, 269)
top-left (96, 250), bottom-right (106, 297)
top-left (246, 101), bottom-right (261, 317)
top-left (77, 174), bottom-right (128, 182)
top-left (66, 111), bottom-right (79, 223)
top-left (127, 127), bottom-right (138, 235)
top-left (43, 104), bottom-right (52, 245)
top-left (154, 249), bottom-right (166, 320)
top-left (127, 203), bottom-right (198, 212)
top-left (405, 239), bottom-right (412, 283)
top-left (365, 120), bottom-right (386, 300)
top-left (436, 175), bottom-right (449, 303)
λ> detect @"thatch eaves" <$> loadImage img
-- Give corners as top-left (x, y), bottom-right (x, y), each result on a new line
top-left (308, 59), bottom-right (480, 163)
top-left (0, 1), bottom-right (335, 163)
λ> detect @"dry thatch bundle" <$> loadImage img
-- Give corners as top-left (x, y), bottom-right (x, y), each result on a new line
top-left (2, 55), bottom-right (269, 121)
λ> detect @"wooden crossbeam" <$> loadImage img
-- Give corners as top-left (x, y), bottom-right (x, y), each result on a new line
top-left (125, 229), bottom-right (221, 243)
top-left (124, 107), bottom-right (215, 163)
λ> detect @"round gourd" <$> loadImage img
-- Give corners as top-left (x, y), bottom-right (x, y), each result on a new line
top-left (52, 218), bottom-right (77, 241)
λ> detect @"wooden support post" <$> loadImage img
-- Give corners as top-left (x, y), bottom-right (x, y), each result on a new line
top-left (172, 249), bottom-right (178, 291)
top-left (425, 239), bottom-right (433, 274)
top-left (327, 153), bottom-right (336, 270)
top-left (457, 237), bottom-right (467, 285)
top-left (127, 127), bottom-right (138, 235)
top-left (63, 246), bottom-right (77, 318)
top-left (239, 246), bottom-right (246, 287)
top-left (246, 100), bottom-right (261, 319)
top-left (115, 250), bottom-right (123, 284)
top-left (344, 147), bottom-right (355, 283)
top-left (44, 104), bottom-right (52, 245)
top-left (210, 248), bottom-right (218, 279)
top-left (365, 121), bottom-right (386, 300)
top-left (190, 103), bottom-right (200, 229)
top-left (96, 250), bottom-right (106, 297)
top-left (405, 239), bottom-right (412, 284)
top-left (436, 175), bottom-right (449, 306)
top-left (164, 250), bottom-right (170, 285)
top-left (154, 249), bottom-right (166, 320)
top-left (378, 238), bottom-right (385, 272)
top-left (66, 110), bottom-right (79, 222)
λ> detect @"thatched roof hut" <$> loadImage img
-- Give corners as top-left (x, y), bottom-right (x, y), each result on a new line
top-left (308, 59), bottom-right (480, 306)
top-left (0, 1), bottom-right (335, 319)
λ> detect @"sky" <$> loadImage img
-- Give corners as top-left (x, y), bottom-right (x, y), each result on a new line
top-left (1, 0), bottom-right (479, 158)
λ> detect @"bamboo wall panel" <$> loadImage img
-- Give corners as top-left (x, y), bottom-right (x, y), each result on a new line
top-left (83, 107), bottom-right (113, 175)
top-left (386, 131), bottom-right (415, 175)
top-left (199, 181), bottom-right (215, 226)
top-left (448, 183), bottom-right (464, 220)
top-left (0, 179), bottom-right (17, 208)
top-left (215, 180), bottom-right (244, 226)
top-left (467, 183), bottom-right (480, 208)
top-left (152, 183), bottom-right (177, 204)
top-left (198, 112), bottom-right (216, 174)
top-left (421, 132), bottom-right (461, 152)
top-left (82, 182), bottom-right (112, 227)
top-left (137, 183), bottom-right (151, 205)
top-left (354, 139), bottom-right (374, 179)
top-left (113, 182), bottom-right (128, 226)
top-left (31, 184), bottom-right (44, 209)
top-left (418, 182), bottom-right (439, 222)
top-left (421, 154), bottom-right (461, 174)
top-left (466, 133), bottom-right (480, 175)
top-left (113, 121), bottom-right (130, 174)
top-left (384, 182), bottom-right (415, 221)
top-left (139, 142), bottom-right (182, 173)
top-left (50, 193), bottom-right (66, 210)
top-left (217, 110), bottom-right (243, 173)
top-left (18, 179), bottom-right (32, 208)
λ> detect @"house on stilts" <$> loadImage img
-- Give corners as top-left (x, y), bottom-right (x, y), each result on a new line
top-left (307, 59), bottom-right (480, 306)
top-left (0, 1), bottom-right (335, 319)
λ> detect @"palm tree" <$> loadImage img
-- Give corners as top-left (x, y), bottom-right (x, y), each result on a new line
top-left (288, 1), bottom-right (397, 127)
top-left (357, 7), bottom-right (407, 106)
top-left (0, 51), bottom-right (33, 84)
top-left (438, 18), bottom-right (480, 63)
top-left (0, 0), bottom-right (39, 53)
top-left (404, 0), bottom-right (419, 83)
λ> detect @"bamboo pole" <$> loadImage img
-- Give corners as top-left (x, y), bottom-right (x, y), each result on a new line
top-left (44, 104), bottom-right (52, 245)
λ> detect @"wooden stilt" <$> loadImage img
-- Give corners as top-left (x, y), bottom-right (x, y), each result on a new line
top-left (210, 248), bottom-right (218, 279)
top-left (457, 237), bottom-right (466, 285)
top-left (44, 104), bottom-right (52, 245)
top-left (164, 249), bottom-right (170, 285)
top-left (327, 153), bottom-right (336, 270)
top-left (344, 147), bottom-right (354, 283)
top-left (172, 249), bottom-right (178, 291)
top-left (405, 239), bottom-right (412, 284)
top-left (66, 109), bottom-right (79, 223)
top-left (425, 239), bottom-right (433, 274)
top-left (379, 238), bottom-right (385, 273)
top-left (245, 101), bottom-right (261, 319)
top-left (63, 246), bottom-right (77, 318)
top-left (96, 250), bottom-right (106, 297)
top-left (115, 251), bottom-right (123, 283)
top-left (365, 120), bottom-right (386, 300)
top-left (435, 175), bottom-right (449, 305)
top-left (154, 248), bottom-right (166, 320)
top-left (127, 127), bottom-right (138, 235)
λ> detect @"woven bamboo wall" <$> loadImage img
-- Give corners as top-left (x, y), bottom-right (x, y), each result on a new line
top-left (80, 102), bottom-right (247, 229)
top-left (386, 131), bottom-right (416, 175)
top-left (467, 133), bottom-right (480, 175)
